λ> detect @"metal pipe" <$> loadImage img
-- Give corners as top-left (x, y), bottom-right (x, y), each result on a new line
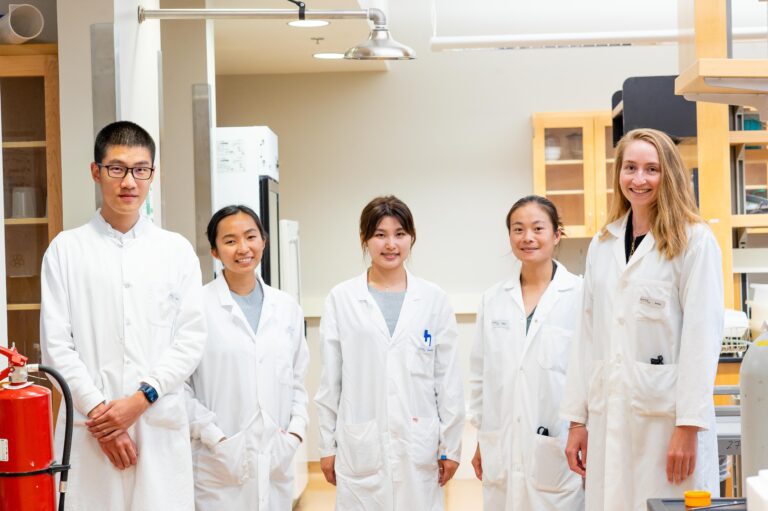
top-left (138, 6), bottom-right (370, 23)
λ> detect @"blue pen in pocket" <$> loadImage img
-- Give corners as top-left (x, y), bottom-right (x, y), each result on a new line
top-left (423, 329), bottom-right (432, 348)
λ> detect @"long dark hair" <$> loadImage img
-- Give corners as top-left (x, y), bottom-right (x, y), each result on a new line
top-left (206, 205), bottom-right (267, 250)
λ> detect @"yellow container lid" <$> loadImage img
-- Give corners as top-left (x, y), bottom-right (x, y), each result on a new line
top-left (684, 490), bottom-right (711, 507)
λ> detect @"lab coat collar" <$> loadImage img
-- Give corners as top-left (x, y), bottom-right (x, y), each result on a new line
top-left (606, 211), bottom-right (656, 271)
top-left (354, 267), bottom-right (424, 342)
top-left (502, 260), bottom-right (578, 351)
top-left (502, 259), bottom-right (577, 293)
top-left (90, 209), bottom-right (152, 242)
top-left (213, 270), bottom-right (275, 341)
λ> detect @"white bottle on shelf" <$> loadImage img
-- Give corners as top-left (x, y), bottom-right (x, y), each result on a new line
top-left (741, 339), bottom-right (768, 489)
top-left (747, 470), bottom-right (768, 511)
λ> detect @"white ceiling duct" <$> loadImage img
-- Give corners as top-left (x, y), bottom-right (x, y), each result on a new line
top-left (429, 0), bottom-right (768, 52)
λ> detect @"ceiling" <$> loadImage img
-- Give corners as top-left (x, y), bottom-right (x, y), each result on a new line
top-left (210, 0), bottom-right (388, 74)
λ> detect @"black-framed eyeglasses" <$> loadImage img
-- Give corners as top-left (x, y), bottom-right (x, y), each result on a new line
top-left (96, 163), bottom-right (155, 180)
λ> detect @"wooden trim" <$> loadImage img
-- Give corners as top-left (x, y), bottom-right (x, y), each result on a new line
top-left (4, 217), bottom-right (48, 225)
top-left (544, 159), bottom-right (583, 166)
top-left (0, 44), bottom-right (57, 56)
top-left (44, 55), bottom-right (63, 242)
top-left (676, 58), bottom-right (768, 95)
top-left (0, 55), bottom-right (46, 76)
top-left (1, 141), bottom-right (46, 148)
top-left (7, 304), bottom-right (41, 311)
top-left (731, 214), bottom-right (768, 228)
top-left (729, 130), bottom-right (768, 145)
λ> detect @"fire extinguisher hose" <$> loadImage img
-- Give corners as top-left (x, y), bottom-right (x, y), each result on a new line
top-left (37, 365), bottom-right (73, 511)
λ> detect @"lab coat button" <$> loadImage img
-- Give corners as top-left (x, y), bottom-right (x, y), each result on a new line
top-left (516, 416), bottom-right (521, 423)
top-left (617, 317), bottom-right (625, 325)
top-left (125, 318), bottom-right (131, 326)
top-left (123, 282), bottom-right (131, 289)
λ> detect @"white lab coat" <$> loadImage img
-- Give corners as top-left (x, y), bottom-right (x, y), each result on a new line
top-left (561, 214), bottom-right (723, 511)
top-left (185, 272), bottom-right (309, 511)
top-left (40, 212), bottom-right (206, 511)
top-left (315, 270), bottom-right (465, 511)
top-left (469, 261), bottom-right (584, 510)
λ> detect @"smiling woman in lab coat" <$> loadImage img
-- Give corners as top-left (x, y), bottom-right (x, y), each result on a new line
top-left (185, 205), bottom-right (309, 511)
top-left (315, 195), bottom-right (465, 511)
top-left (469, 195), bottom-right (584, 510)
top-left (561, 129), bottom-right (723, 511)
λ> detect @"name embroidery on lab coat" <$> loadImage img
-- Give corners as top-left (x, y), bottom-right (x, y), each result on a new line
top-left (491, 320), bottom-right (510, 329)
top-left (639, 296), bottom-right (665, 308)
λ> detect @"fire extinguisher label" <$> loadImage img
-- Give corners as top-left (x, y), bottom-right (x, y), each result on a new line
top-left (0, 439), bottom-right (7, 462)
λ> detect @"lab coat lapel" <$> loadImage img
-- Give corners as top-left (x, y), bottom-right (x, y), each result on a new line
top-left (256, 274), bottom-right (276, 336)
top-left (608, 214), bottom-right (629, 272)
top-left (391, 269), bottom-right (423, 346)
top-left (524, 261), bottom-right (575, 354)
top-left (354, 272), bottom-right (391, 341)
top-left (214, 272), bottom-right (258, 344)
top-left (625, 230), bottom-right (655, 272)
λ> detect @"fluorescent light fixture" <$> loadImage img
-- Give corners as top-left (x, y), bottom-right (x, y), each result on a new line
top-left (313, 52), bottom-right (344, 59)
top-left (288, 19), bottom-right (329, 27)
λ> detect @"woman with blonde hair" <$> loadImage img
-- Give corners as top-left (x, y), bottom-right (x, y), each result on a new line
top-left (561, 128), bottom-right (723, 510)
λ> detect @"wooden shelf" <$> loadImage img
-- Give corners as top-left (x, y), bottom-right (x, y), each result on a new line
top-left (732, 214), bottom-right (768, 228)
top-left (545, 159), bottom-right (583, 166)
top-left (745, 185), bottom-right (767, 191)
top-left (546, 189), bottom-right (585, 196)
top-left (4, 217), bottom-right (48, 225)
top-left (1, 140), bottom-right (46, 149)
top-left (7, 303), bottom-right (41, 311)
top-left (730, 130), bottom-right (768, 145)
top-left (676, 59), bottom-right (768, 95)
top-left (0, 44), bottom-right (57, 57)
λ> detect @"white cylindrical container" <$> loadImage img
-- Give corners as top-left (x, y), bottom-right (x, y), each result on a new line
top-left (747, 469), bottom-right (768, 511)
top-left (741, 340), bottom-right (768, 489)
top-left (752, 284), bottom-right (768, 304)
top-left (0, 4), bottom-right (44, 44)
top-left (747, 300), bottom-right (768, 339)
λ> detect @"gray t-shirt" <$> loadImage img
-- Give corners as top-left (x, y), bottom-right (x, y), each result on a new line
top-left (368, 285), bottom-right (406, 336)
top-left (231, 281), bottom-right (264, 335)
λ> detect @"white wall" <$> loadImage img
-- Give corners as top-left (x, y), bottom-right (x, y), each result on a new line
top-left (216, 1), bottom-right (681, 316)
top-left (214, 1), bottom-right (685, 464)
top-left (57, 0), bottom-right (113, 229)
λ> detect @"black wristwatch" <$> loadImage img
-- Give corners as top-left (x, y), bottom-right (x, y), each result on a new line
top-left (138, 382), bottom-right (158, 404)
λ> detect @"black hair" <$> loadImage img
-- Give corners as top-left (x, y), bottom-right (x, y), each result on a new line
top-left (94, 121), bottom-right (156, 164)
top-left (505, 195), bottom-right (564, 235)
top-left (359, 195), bottom-right (416, 250)
top-left (206, 205), bottom-right (267, 250)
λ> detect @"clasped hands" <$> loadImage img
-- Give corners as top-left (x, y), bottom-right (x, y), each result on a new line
top-left (86, 392), bottom-right (150, 470)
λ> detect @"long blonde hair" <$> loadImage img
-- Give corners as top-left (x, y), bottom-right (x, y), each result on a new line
top-left (600, 128), bottom-right (701, 259)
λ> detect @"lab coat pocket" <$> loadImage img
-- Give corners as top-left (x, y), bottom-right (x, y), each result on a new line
top-left (337, 420), bottom-right (383, 477)
top-left (536, 325), bottom-right (573, 374)
top-left (195, 430), bottom-right (251, 488)
top-left (270, 431), bottom-right (300, 482)
top-left (408, 344), bottom-right (435, 379)
top-left (144, 391), bottom-right (186, 429)
top-left (628, 361), bottom-right (677, 418)
top-left (632, 280), bottom-right (673, 322)
top-left (530, 434), bottom-right (581, 493)
top-left (410, 416), bottom-right (440, 477)
top-left (478, 429), bottom-right (506, 485)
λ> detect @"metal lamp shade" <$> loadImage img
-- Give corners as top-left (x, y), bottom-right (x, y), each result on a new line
top-left (344, 27), bottom-right (416, 60)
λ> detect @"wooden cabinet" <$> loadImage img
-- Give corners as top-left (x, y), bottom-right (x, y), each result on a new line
top-left (532, 111), bottom-right (614, 238)
top-left (0, 44), bottom-right (62, 369)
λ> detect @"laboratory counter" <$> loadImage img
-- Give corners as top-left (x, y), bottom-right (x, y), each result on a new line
top-left (647, 497), bottom-right (746, 510)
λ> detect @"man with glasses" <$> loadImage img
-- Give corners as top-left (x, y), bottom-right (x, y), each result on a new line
top-left (40, 121), bottom-right (206, 510)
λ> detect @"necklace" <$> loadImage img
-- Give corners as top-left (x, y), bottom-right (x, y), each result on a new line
top-left (629, 234), bottom-right (645, 260)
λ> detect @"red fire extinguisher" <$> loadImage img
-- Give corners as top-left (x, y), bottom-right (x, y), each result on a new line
top-left (0, 344), bottom-right (73, 511)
